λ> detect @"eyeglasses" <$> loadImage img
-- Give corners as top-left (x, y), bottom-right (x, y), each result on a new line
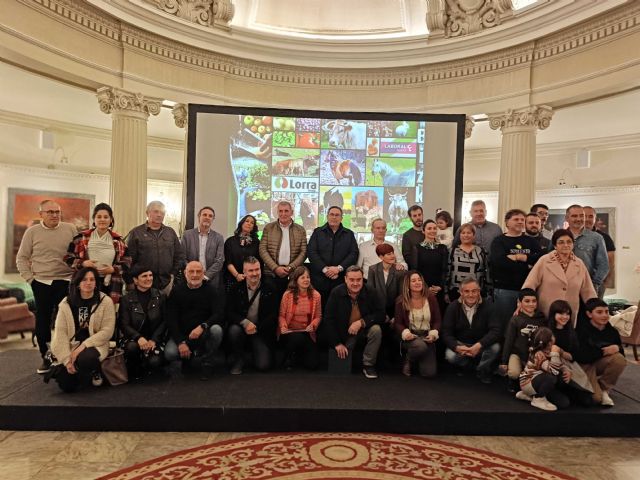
top-left (42, 210), bottom-right (61, 216)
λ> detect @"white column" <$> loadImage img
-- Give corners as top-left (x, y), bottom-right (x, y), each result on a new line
top-left (97, 87), bottom-right (162, 235)
top-left (488, 105), bottom-right (553, 224)
top-left (172, 103), bottom-right (189, 230)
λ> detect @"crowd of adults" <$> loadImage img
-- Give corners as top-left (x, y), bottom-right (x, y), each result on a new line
top-left (15, 197), bottom-right (626, 410)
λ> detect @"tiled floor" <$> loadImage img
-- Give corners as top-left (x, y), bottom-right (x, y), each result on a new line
top-left (2, 334), bottom-right (639, 480)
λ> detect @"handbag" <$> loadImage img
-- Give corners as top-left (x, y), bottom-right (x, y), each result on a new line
top-left (564, 360), bottom-right (594, 393)
top-left (101, 347), bottom-right (128, 386)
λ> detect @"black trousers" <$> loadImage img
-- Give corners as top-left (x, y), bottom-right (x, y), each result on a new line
top-left (31, 279), bottom-right (69, 357)
top-left (227, 324), bottom-right (273, 371)
top-left (55, 347), bottom-right (101, 393)
top-left (123, 340), bottom-right (164, 376)
top-left (280, 332), bottom-right (319, 370)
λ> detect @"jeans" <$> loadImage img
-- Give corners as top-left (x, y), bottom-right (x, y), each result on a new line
top-left (493, 288), bottom-right (520, 334)
top-left (345, 324), bottom-right (382, 367)
top-left (165, 324), bottom-right (223, 364)
top-left (445, 342), bottom-right (500, 375)
top-left (403, 337), bottom-right (437, 377)
top-left (227, 324), bottom-right (272, 371)
top-left (31, 279), bottom-right (70, 357)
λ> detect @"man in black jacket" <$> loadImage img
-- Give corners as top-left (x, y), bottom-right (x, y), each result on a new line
top-left (442, 277), bottom-right (501, 383)
top-left (165, 261), bottom-right (224, 380)
top-left (307, 206), bottom-right (358, 308)
top-left (226, 256), bottom-right (279, 374)
top-left (324, 266), bottom-right (385, 379)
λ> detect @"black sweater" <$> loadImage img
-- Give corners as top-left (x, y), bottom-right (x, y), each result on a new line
top-left (575, 320), bottom-right (623, 364)
top-left (441, 299), bottom-right (501, 351)
top-left (490, 234), bottom-right (541, 291)
top-left (501, 311), bottom-right (547, 364)
top-left (551, 324), bottom-right (579, 358)
top-left (167, 281), bottom-right (223, 344)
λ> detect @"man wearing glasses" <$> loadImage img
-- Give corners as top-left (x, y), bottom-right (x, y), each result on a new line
top-left (16, 200), bottom-right (77, 374)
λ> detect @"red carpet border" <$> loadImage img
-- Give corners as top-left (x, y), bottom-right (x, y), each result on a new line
top-left (98, 432), bottom-right (577, 480)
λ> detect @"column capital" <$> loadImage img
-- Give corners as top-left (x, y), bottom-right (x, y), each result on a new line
top-left (465, 116), bottom-right (475, 139)
top-left (97, 87), bottom-right (162, 118)
top-left (172, 103), bottom-right (189, 129)
top-left (488, 105), bottom-right (553, 132)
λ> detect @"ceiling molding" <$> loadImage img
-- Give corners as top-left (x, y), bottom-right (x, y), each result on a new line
top-left (466, 185), bottom-right (640, 197)
top-left (465, 132), bottom-right (640, 161)
top-left (0, 109), bottom-right (184, 150)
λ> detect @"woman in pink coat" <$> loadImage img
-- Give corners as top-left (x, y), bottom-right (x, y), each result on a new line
top-left (523, 229), bottom-right (596, 327)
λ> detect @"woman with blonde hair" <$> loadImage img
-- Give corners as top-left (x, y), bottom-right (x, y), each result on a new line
top-left (278, 266), bottom-right (322, 370)
top-left (394, 271), bottom-right (441, 377)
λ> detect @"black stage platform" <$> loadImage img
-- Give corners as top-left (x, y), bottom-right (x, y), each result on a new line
top-left (1, 349), bottom-right (639, 436)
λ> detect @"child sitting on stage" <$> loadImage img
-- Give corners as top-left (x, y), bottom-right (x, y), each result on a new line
top-left (518, 327), bottom-right (571, 411)
top-left (575, 298), bottom-right (627, 407)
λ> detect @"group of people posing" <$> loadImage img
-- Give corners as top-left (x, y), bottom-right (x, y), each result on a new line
top-left (16, 197), bottom-right (625, 411)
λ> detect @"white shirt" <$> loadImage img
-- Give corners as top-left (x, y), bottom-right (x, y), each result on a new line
top-left (198, 228), bottom-right (209, 270)
top-left (277, 222), bottom-right (291, 266)
top-left (462, 302), bottom-right (478, 326)
top-left (357, 239), bottom-right (407, 279)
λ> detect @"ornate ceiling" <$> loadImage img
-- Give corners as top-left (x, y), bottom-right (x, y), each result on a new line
top-left (89, 0), bottom-right (629, 68)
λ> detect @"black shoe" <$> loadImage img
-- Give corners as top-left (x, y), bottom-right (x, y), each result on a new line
top-left (477, 371), bottom-right (492, 384)
top-left (230, 360), bottom-right (243, 375)
top-left (37, 355), bottom-right (53, 374)
top-left (363, 366), bottom-right (378, 379)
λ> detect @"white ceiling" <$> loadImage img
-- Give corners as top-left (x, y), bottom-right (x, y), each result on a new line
top-left (0, 61), bottom-right (639, 150)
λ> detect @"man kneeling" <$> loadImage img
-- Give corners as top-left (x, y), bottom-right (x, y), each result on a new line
top-left (226, 256), bottom-right (278, 374)
top-left (165, 261), bottom-right (224, 380)
top-left (442, 277), bottom-right (501, 383)
top-left (324, 266), bottom-right (384, 379)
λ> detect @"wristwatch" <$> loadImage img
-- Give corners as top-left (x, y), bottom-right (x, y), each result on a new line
top-left (200, 322), bottom-right (208, 331)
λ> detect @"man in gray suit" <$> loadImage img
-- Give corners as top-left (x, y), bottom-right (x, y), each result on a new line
top-left (181, 206), bottom-right (225, 288)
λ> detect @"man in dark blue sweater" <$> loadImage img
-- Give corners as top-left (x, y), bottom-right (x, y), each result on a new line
top-left (576, 298), bottom-right (626, 406)
top-left (165, 261), bottom-right (224, 380)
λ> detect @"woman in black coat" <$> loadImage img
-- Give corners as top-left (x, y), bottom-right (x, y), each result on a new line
top-left (119, 265), bottom-right (166, 379)
top-left (416, 219), bottom-right (448, 317)
top-left (224, 214), bottom-right (261, 291)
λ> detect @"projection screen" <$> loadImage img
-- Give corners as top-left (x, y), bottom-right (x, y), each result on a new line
top-left (186, 106), bottom-right (465, 246)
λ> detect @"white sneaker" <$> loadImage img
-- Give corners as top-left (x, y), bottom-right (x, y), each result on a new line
top-left (601, 391), bottom-right (615, 407)
top-left (91, 372), bottom-right (104, 387)
top-left (530, 396), bottom-right (557, 411)
top-left (515, 391), bottom-right (532, 402)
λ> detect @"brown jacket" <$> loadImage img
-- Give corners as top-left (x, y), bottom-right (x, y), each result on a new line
top-left (259, 221), bottom-right (307, 274)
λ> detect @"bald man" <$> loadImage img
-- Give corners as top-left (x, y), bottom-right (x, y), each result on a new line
top-left (165, 261), bottom-right (224, 380)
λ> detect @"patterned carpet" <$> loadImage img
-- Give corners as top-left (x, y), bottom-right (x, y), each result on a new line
top-left (98, 433), bottom-right (576, 479)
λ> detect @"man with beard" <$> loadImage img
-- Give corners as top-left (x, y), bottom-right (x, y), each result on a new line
top-left (531, 203), bottom-right (553, 240)
top-left (402, 205), bottom-right (424, 270)
top-left (525, 213), bottom-right (551, 253)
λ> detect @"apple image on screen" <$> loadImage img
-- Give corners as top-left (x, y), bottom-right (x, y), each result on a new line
top-left (243, 115), bottom-right (254, 126)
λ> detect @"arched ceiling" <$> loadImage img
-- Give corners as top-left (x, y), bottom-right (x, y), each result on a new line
top-left (88, 0), bottom-right (630, 68)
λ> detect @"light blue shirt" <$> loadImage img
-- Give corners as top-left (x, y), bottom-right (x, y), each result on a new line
top-left (572, 228), bottom-right (609, 287)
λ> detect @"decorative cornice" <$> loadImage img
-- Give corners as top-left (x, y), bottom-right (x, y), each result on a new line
top-left (488, 105), bottom-right (553, 132)
top-left (97, 87), bottom-right (163, 117)
top-left (463, 185), bottom-right (640, 196)
top-left (0, 108), bottom-right (184, 150)
top-left (172, 103), bottom-right (188, 129)
top-left (10, 0), bottom-right (640, 92)
top-left (142, 0), bottom-right (234, 29)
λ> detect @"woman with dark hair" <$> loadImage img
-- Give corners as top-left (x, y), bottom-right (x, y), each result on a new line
top-left (416, 219), bottom-right (448, 316)
top-left (278, 266), bottom-right (322, 370)
top-left (446, 222), bottom-right (488, 302)
top-left (224, 214), bottom-right (261, 290)
top-left (523, 228), bottom-right (596, 327)
top-left (65, 202), bottom-right (130, 304)
top-left (118, 265), bottom-right (166, 379)
top-left (435, 210), bottom-right (454, 249)
top-left (394, 271), bottom-right (441, 377)
top-left (548, 300), bottom-right (578, 358)
top-left (49, 267), bottom-right (115, 392)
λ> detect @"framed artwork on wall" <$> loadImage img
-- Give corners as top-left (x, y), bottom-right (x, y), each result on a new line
top-left (5, 188), bottom-right (95, 274)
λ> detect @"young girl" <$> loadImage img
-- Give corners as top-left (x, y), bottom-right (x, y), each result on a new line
top-left (518, 327), bottom-right (571, 411)
top-left (548, 300), bottom-right (578, 360)
top-left (435, 210), bottom-right (454, 249)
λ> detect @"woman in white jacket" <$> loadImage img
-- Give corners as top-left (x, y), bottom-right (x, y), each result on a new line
top-left (50, 266), bottom-right (115, 392)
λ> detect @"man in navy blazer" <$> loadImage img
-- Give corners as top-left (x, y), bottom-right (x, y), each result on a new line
top-left (181, 206), bottom-right (225, 288)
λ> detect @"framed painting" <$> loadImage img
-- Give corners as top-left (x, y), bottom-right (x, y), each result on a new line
top-left (5, 188), bottom-right (95, 274)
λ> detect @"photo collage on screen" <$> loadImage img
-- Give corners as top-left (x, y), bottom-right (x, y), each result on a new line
top-left (228, 114), bottom-right (425, 243)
